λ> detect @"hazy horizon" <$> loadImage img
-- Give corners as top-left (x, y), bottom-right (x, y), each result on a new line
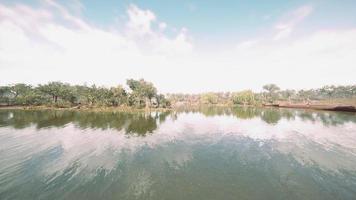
top-left (1, 0), bottom-right (355, 93)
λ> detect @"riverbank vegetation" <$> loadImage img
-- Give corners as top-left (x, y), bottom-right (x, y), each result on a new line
top-left (0, 79), bottom-right (170, 109)
top-left (1, 80), bottom-right (355, 110)
top-left (167, 84), bottom-right (356, 107)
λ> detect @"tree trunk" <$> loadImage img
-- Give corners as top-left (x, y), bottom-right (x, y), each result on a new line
top-left (145, 97), bottom-right (150, 109)
top-left (157, 98), bottom-right (160, 108)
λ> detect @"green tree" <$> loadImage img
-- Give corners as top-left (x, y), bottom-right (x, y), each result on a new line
top-left (319, 85), bottom-right (336, 99)
top-left (126, 79), bottom-right (157, 108)
top-left (262, 84), bottom-right (280, 102)
top-left (38, 82), bottom-right (76, 104)
top-left (279, 89), bottom-right (296, 102)
top-left (0, 86), bottom-right (11, 105)
top-left (81, 85), bottom-right (99, 105)
top-left (298, 89), bottom-right (315, 102)
top-left (109, 85), bottom-right (127, 106)
top-left (38, 82), bottom-right (63, 103)
top-left (10, 84), bottom-right (34, 105)
top-left (155, 94), bottom-right (171, 108)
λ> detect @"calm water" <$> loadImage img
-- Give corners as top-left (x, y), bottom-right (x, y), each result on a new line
top-left (0, 107), bottom-right (356, 200)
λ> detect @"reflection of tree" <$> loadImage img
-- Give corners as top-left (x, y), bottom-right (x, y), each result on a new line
top-left (170, 112), bottom-right (178, 121)
top-left (36, 111), bottom-right (75, 129)
top-left (0, 110), bottom-right (75, 129)
top-left (0, 111), bottom-right (10, 126)
top-left (186, 106), bottom-right (356, 127)
top-left (231, 107), bottom-right (261, 119)
top-left (298, 112), bottom-right (315, 123)
top-left (200, 106), bottom-right (229, 116)
top-left (260, 109), bottom-right (282, 124)
top-left (1, 107), bottom-right (355, 134)
top-left (158, 111), bottom-right (170, 123)
top-left (0, 110), bottom-right (172, 136)
top-left (280, 109), bottom-right (296, 121)
top-left (190, 106), bottom-right (261, 119)
top-left (315, 112), bottom-right (356, 126)
top-left (334, 112), bottom-right (356, 125)
top-left (296, 110), bottom-right (356, 126)
top-left (0, 110), bottom-right (33, 129)
top-left (74, 112), bottom-right (127, 131)
top-left (125, 113), bottom-right (157, 136)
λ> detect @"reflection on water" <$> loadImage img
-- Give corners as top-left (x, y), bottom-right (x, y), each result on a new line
top-left (0, 110), bottom-right (172, 136)
top-left (0, 107), bottom-right (356, 200)
top-left (1, 107), bottom-right (355, 130)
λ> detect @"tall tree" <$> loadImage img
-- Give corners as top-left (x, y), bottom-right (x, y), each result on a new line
top-left (262, 84), bottom-right (280, 102)
top-left (38, 82), bottom-right (75, 104)
top-left (0, 86), bottom-right (11, 105)
top-left (109, 85), bottom-right (127, 106)
top-left (10, 84), bottom-right (34, 105)
top-left (127, 79), bottom-right (157, 108)
top-left (319, 85), bottom-right (336, 99)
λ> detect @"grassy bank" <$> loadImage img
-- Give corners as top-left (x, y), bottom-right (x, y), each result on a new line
top-left (0, 105), bottom-right (172, 113)
top-left (263, 100), bottom-right (356, 112)
top-left (2, 102), bottom-right (356, 113)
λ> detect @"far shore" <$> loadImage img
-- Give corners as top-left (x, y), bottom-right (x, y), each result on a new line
top-left (262, 102), bottom-right (356, 112)
top-left (1, 103), bottom-right (356, 113)
top-left (0, 105), bottom-right (172, 113)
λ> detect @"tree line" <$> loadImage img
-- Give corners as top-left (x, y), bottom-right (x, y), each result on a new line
top-left (1, 81), bottom-right (355, 108)
top-left (167, 84), bottom-right (356, 106)
top-left (0, 79), bottom-right (170, 108)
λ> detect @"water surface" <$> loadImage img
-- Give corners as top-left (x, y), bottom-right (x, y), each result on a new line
top-left (0, 107), bottom-right (356, 200)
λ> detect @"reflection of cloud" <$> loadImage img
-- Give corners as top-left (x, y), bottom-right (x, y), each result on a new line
top-left (275, 134), bottom-right (356, 173)
top-left (129, 170), bottom-right (153, 198)
top-left (1, 111), bottom-right (356, 182)
top-left (160, 144), bottom-right (194, 170)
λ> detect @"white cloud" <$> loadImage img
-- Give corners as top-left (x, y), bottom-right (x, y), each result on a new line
top-left (228, 29), bottom-right (356, 90)
top-left (158, 22), bottom-right (167, 31)
top-left (274, 5), bottom-right (313, 40)
top-left (0, 2), bottom-right (193, 89)
top-left (44, 0), bottom-right (90, 30)
top-left (126, 4), bottom-right (156, 37)
top-left (124, 4), bottom-right (192, 55)
top-left (0, 2), bottom-right (355, 93)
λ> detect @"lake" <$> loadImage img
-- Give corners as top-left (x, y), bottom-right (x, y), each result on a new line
top-left (0, 107), bottom-right (356, 200)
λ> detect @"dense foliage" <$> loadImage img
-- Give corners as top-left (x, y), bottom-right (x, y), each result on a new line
top-left (167, 84), bottom-right (356, 106)
top-left (1, 81), bottom-right (355, 108)
top-left (0, 79), bottom-right (170, 108)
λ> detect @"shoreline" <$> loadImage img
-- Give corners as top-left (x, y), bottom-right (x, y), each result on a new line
top-left (1, 103), bottom-right (356, 113)
top-left (0, 105), bottom-right (173, 113)
top-left (262, 102), bottom-right (356, 112)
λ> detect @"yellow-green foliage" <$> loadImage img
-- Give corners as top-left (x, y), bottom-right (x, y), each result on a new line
top-left (232, 90), bottom-right (255, 105)
top-left (201, 93), bottom-right (219, 104)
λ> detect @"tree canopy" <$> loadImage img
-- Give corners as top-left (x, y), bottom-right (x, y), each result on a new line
top-left (0, 79), bottom-right (169, 108)
top-left (1, 81), bottom-right (355, 108)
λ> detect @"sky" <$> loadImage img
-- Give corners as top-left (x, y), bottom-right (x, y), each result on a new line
top-left (0, 0), bottom-right (355, 93)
